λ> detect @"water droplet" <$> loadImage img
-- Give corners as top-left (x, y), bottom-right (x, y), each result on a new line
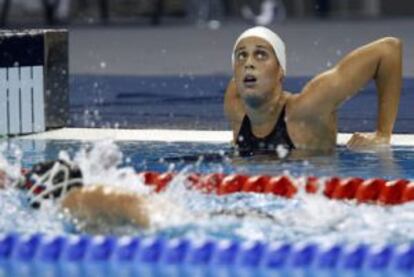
top-left (276, 144), bottom-right (288, 158)
top-left (326, 60), bottom-right (332, 68)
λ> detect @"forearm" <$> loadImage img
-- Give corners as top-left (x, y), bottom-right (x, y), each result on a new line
top-left (334, 37), bottom-right (402, 138)
top-left (61, 185), bottom-right (150, 228)
top-left (374, 38), bottom-right (402, 138)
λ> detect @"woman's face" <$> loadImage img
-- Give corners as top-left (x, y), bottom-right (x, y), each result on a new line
top-left (233, 37), bottom-right (283, 107)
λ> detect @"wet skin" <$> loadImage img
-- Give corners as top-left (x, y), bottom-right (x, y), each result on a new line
top-left (225, 36), bottom-right (403, 151)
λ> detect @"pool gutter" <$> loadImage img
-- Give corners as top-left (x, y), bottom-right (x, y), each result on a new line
top-left (16, 128), bottom-right (414, 146)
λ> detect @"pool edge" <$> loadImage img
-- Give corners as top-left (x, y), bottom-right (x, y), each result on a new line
top-left (16, 128), bottom-right (414, 146)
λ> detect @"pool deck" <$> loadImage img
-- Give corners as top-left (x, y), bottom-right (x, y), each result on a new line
top-left (20, 128), bottom-right (414, 146)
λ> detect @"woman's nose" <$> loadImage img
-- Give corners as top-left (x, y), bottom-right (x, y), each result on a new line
top-left (244, 56), bottom-right (255, 69)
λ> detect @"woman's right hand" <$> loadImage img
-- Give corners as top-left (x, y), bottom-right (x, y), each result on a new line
top-left (346, 132), bottom-right (391, 149)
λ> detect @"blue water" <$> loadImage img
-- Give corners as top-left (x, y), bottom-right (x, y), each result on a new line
top-left (1, 138), bottom-right (414, 245)
top-left (3, 139), bottom-right (414, 180)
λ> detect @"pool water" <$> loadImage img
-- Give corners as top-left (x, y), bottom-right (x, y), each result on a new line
top-left (1, 139), bottom-right (414, 245)
top-left (3, 139), bottom-right (414, 179)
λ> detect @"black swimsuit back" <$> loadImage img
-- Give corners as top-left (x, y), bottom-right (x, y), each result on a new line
top-left (235, 105), bottom-right (295, 156)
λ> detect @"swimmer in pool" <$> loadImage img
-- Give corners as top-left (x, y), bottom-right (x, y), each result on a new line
top-left (0, 160), bottom-right (281, 230)
top-left (0, 160), bottom-right (161, 229)
top-left (225, 26), bottom-right (402, 156)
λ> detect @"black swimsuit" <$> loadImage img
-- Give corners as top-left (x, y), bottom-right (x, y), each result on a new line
top-left (235, 105), bottom-right (295, 157)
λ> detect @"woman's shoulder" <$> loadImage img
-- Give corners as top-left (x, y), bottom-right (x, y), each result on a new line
top-left (284, 91), bottom-right (315, 120)
top-left (284, 91), bottom-right (299, 110)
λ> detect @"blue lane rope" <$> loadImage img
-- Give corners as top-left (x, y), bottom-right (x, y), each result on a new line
top-left (1, 233), bottom-right (414, 276)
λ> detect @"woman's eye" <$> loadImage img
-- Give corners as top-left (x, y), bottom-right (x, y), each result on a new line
top-left (236, 52), bottom-right (247, 61)
top-left (256, 51), bottom-right (268, 60)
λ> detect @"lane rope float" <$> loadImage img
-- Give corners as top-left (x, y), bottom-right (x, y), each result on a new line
top-left (138, 171), bottom-right (414, 205)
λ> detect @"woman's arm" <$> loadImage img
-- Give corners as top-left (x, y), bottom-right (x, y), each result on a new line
top-left (224, 79), bottom-right (245, 143)
top-left (297, 37), bottom-right (403, 147)
top-left (61, 185), bottom-right (151, 228)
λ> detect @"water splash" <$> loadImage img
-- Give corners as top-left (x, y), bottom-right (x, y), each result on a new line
top-left (0, 142), bottom-right (23, 187)
top-left (71, 140), bottom-right (151, 194)
top-left (52, 141), bottom-right (414, 243)
top-left (0, 142), bottom-right (66, 234)
top-left (0, 188), bottom-right (65, 234)
top-left (1, 140), bottom-right (414, 245)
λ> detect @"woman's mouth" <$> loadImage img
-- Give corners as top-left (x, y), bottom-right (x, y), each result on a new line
top-left (243, 74), bottom-right (257, 87)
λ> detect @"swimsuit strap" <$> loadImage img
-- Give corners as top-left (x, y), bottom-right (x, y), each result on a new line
top-left (272, 105), bottom-right (295, 149)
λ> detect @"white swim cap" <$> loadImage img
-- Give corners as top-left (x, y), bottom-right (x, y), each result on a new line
top-left (232, 26), bottom-right (286, 74)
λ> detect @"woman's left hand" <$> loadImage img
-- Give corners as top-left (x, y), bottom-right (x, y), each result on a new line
top-left (346, 132), bottom-right (391, 149)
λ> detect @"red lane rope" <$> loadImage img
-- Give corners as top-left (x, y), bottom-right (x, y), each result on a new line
top-left (138, 171), bottom-right (414, 206)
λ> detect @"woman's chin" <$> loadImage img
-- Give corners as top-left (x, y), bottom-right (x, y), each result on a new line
top-left (242, 92), bottom-right (267, 108)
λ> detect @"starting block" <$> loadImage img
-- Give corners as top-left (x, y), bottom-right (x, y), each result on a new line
top-left (0, 29), bottom-right (68, 136)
